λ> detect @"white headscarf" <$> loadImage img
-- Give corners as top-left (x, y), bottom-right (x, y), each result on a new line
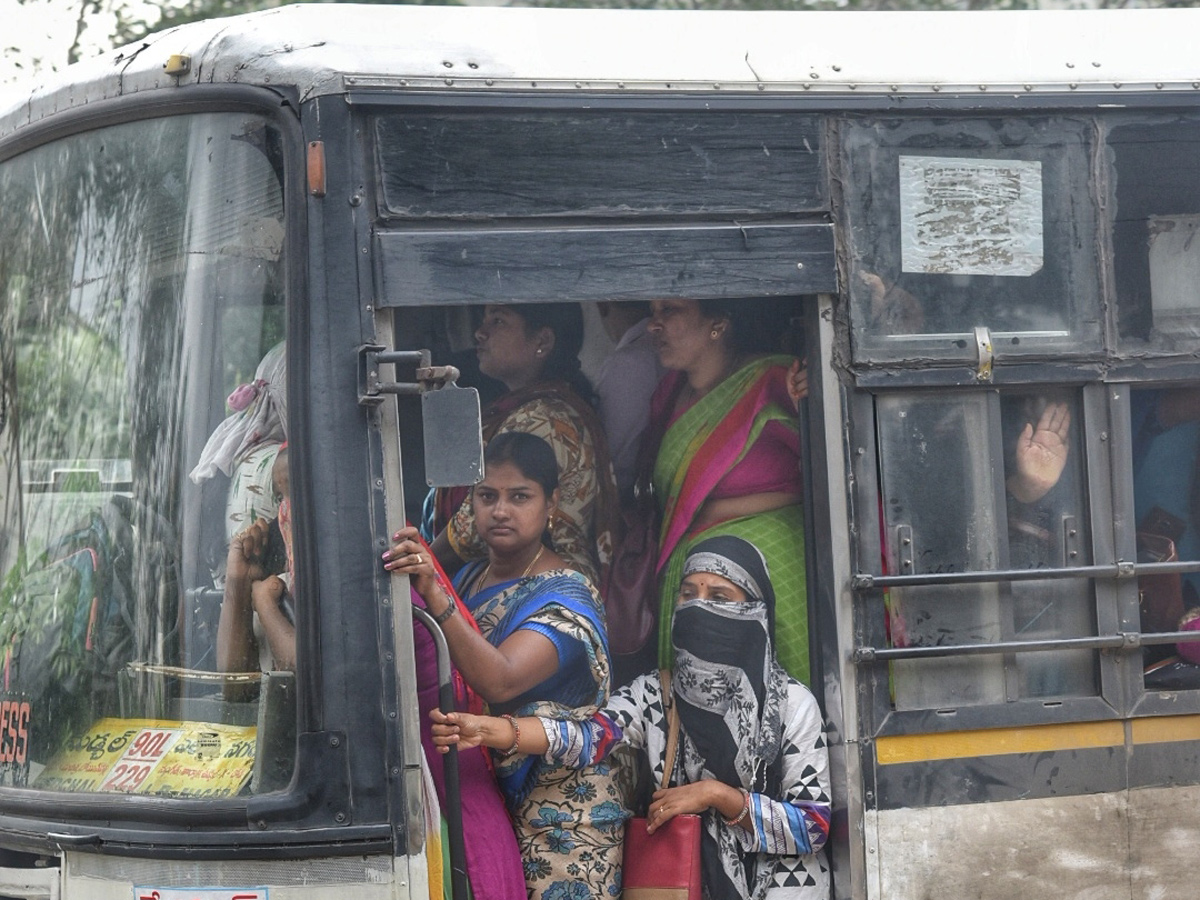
top-left (189, 341), bottom-right (287, 484)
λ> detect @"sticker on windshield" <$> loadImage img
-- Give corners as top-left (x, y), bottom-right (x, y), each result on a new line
top-left (899, 155), bottom-right (1043, 277)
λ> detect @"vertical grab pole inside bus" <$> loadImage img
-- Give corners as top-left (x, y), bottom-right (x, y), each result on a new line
top-left (411, 606), bottom-right (469, 900)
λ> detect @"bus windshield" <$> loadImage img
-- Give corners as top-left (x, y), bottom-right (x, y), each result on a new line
top-left (0, 111), bottom-right (292, 797)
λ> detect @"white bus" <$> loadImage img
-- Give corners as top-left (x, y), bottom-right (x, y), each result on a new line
top-left (3, 5), bottom-right (1200, 898)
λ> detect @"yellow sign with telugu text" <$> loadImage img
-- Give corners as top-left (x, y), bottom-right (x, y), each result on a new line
top-left (34, 718), bottom-right (255, 798)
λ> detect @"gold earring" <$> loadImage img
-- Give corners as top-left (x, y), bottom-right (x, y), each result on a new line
top-left (711, 330), bottom-right (719, 339)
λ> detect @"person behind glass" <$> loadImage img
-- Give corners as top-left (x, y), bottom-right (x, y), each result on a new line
top-left (425, 303), bottom-right (618, 585)
top-left (646, 298), bottom-right (811, 683)
top-left (387, 432), bottom-right (623, 900)
top-left (1003, 396), bottom-right (1073, 568)
top-left (218, 446), bottom-right (295, 674)
top-left (595, 301), bottom-right (664, 500)
top-left (1132, 388), bottom-right (1200, 661)
top-left (189, 340), bottom-right (288, 544)
top-left (430, 535), bottom-right (832, 900)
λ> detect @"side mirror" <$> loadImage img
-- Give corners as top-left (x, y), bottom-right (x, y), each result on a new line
top-left (422, 382), bottom-right (483, 488)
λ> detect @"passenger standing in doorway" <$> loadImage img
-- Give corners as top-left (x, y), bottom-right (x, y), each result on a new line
top-left (425, 303), bottom-right (618, 586)
top-left (431, 535), bottom-right (833, 900)
top-left (646, 298), bottom-right (811, 683)
top-left (595, 301), bottom-right (664, 500)
top-left (389, 433), bottom-right (622, 899)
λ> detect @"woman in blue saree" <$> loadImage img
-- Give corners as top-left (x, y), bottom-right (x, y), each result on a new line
top-left (387, 432), bottom-right (622, 900)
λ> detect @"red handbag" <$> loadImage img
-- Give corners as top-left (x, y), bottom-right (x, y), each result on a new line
top-left (623, 814), bottom-right (702, 900)
top-left (622, 671), bottom-right (702, 900)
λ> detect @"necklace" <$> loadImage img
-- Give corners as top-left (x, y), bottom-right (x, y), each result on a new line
top-left (478, 545), bottom-right (545, 592)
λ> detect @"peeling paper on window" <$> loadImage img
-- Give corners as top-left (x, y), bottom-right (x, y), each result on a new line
top-left (899, 156), bottom-right (1044, 277)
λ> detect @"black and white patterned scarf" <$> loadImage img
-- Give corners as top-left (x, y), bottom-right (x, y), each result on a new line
top-left (672, 536), bottom-right (790, 900)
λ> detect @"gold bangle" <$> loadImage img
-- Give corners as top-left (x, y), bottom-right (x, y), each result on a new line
top-left (499, 714), bottom-right (521, 757)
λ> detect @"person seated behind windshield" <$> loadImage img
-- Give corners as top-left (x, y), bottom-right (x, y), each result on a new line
top-left (189, 340), bottom-right (288, 548)
top-left (217, 446), bottom-right (295, 674)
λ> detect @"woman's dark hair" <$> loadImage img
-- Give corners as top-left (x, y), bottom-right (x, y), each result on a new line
top-left (698, 297), bottom-right (799, 356)
top-left (484, 431), bottom-right (559, 497)
top-left (508, 302), bottom-right (594, 402)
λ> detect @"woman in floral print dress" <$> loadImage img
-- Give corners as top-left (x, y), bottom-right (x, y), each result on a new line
top-left (388, 432), bottom-right (622, 899)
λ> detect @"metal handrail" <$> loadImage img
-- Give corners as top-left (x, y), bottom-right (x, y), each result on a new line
top-left (852, 628), bottom-right (1200, 664)
top-left (411, 607), bottom-right (468, 900)
top-left (852, 558), bottom-right (1200, 591)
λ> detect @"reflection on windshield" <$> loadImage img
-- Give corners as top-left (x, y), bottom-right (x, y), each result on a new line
top-left (0, 112), bottom-right (292, 796)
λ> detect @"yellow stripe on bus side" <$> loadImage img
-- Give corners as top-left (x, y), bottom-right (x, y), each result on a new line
top-left (875, 721), bottom-right (1125, 765)
top-left (1131, 715), bottom-right (1200, 745)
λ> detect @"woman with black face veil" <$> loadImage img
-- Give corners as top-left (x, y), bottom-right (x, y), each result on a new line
top-left (430, 535), bottom-right (832, 900)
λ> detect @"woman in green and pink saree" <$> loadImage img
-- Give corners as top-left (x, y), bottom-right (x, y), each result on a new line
top-left (646, 299), bottom-right (810, 685)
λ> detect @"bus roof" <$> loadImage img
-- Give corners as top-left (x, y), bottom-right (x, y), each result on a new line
top-left (5, 4), bottom-right (1200, 139)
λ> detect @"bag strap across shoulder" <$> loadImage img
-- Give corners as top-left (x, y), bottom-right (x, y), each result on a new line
top-left (659, 668), bottom-right (680, 791)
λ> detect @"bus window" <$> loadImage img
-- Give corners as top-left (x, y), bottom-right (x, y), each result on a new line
top-left (1109, 116), bottom-right (1200, 348)
top-left (841, 116), bottom-right (1101, 364)
top-left (878, 389), bottom-right (1095, 709)
top-left (0, 112), bottom-right (293, 796)
top-left (1131, 386), bottom-right (1200, 685)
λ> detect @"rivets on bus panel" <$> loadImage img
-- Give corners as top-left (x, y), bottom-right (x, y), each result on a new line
top-left (713, 83), bottom-right (722, 90)
top-left (796, 262), bottom-right (805, 270)
top-left (1156, 83), bottom-right (1165, 89)
top-left (1069, 84), bottom-right (1078, 90)
top-left (1024, 84), bottom-right (1033, 91)
top-left (932, 85), bottom-right (941, 92)
top-left (443, 61), bottom-right (453, 68)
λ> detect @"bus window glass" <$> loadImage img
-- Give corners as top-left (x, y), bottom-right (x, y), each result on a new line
top-left (0, 112), bottom-right (293, 796)
top-left (1109, 116), bottom-right (1200, 349)
top-left (841, 116), bottom-right (1101, 364)
top-left (1131, 386), bottom-right (1200, 687)
top-left (878, 390), bottom-right (1095, 709)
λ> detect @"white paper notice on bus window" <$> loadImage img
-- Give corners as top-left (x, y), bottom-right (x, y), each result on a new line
top-left (899, 155), bottom-right (1044, 277)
